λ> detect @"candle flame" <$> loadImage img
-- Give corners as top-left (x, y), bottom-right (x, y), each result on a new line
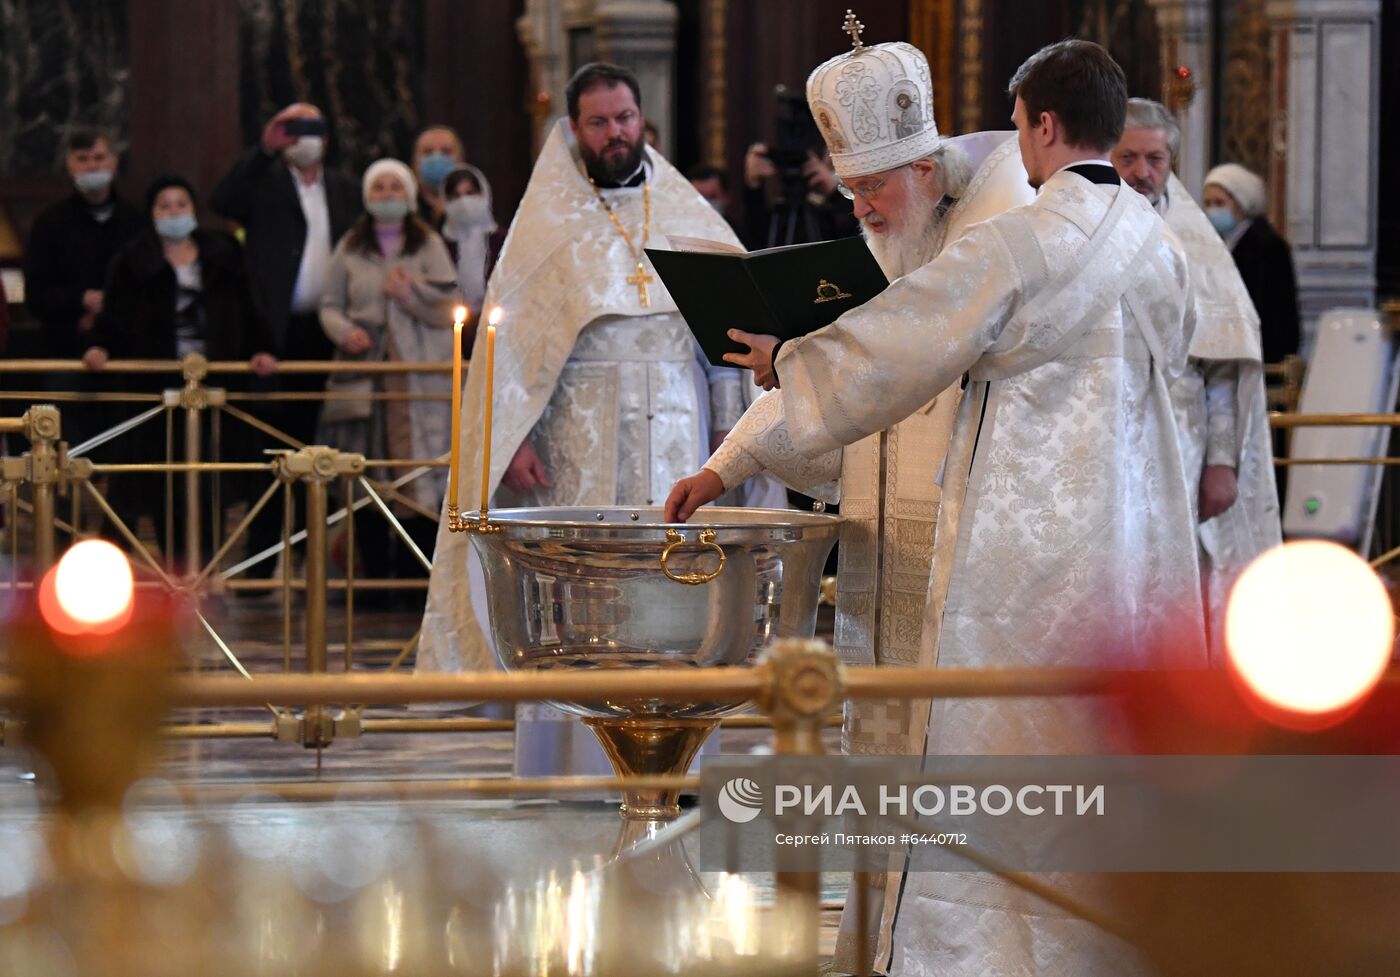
top-left (453, 305), bottom-right (467, 326)
top-left (488, 306), bottom-right (504, 327)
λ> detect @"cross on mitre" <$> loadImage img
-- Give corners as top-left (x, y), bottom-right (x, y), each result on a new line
top-left (843, 9), bottom-right (866, 52)
top-left (627, 261), bottom-right (654, 308)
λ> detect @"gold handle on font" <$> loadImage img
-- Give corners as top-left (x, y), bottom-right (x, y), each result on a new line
top-left (660, 528), bottom-right (725, 585)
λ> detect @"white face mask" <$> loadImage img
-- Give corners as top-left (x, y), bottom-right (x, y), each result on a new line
top-left (74, 170), bottom-right (115, 195)
top-left (445, 194), bottom-right (492, 228)
top-left (285, 136), bottom-right (324, 168)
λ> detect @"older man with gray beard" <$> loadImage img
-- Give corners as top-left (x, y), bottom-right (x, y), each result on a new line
top-left (1111, 97), bottom-right (1280, 653)
top-left (667, 34), bottom-right (1032, 967)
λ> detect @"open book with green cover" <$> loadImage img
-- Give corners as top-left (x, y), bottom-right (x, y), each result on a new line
top-left (645, 235), bottom-right (888, 367)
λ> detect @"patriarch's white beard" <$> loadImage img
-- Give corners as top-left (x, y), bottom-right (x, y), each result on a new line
top-left (860, 184), bottom-right (948, 281)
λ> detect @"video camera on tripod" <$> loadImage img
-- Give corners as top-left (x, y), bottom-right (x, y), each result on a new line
top-left (766, 85), bottom-right (825, 190)
top-left (760, 85), bottom-right (836, 247)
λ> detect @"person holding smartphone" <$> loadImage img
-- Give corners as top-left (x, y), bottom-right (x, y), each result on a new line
top-left (210, 103), bottom-right (361, 582)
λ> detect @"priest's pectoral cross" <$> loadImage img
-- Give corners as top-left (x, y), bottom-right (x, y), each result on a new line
top-left (627, 261), bottom-right (654, 308)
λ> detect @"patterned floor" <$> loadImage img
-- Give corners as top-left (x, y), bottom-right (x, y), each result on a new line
top-left (0, 594), bottom-right (849, 964)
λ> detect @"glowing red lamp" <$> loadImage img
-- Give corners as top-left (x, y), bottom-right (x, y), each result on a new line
top-left (1225, 541), bottom-right (1395, 730)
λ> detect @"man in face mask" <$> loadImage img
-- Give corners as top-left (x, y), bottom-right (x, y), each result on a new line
top-left (411, 125), bottom-right (465, 228)
top-left (209, 102), bottom-right (361, 580)
top-left (23, 129), bottom-right (144, 362)
top-left (685, 163), bottom-right (742, 236)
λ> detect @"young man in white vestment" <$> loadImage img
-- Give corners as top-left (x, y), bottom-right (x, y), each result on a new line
top-left (417, 62), bottom-right (748, 777)
top-left (671, 40), bottom-right (1208, 977)
top-left (1112, 97), bottom-right (1281, 653)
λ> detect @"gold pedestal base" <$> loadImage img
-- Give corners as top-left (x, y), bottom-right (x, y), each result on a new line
top-left (583, 717), bottom-right (717, 822)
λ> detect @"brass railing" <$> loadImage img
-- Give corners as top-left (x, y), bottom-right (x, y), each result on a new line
top-left (0, 357), bottom-right (455, 745)
top-left (12, 348), bottom-right (1400, 742)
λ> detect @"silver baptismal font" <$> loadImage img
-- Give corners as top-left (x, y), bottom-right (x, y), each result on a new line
top-left (463, 506), bottom-right (841, 828)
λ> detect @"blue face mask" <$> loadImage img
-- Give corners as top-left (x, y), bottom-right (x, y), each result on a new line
top-left (1206, 205), bottom-right (1238, 237)
top-left (154, 213), bottom-right (197, 241)
top-left (366, 198), bottom-right (410, 222)
top-left (418, 152), bottom-right (456, 189)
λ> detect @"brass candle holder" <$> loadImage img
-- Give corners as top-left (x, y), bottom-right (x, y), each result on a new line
top-left (446, 306), bottom-right (502, 535)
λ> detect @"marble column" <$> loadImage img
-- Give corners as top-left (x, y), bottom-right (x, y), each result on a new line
top-left (1265, 0), bottom-right (1382, 335)
top-left (1147, 0), bottom-right (1213, 196)
top-left (516, 0), bottom-right (678, 158)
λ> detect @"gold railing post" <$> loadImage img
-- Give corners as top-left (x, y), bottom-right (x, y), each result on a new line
top-left (755, 638), bottom-right (846, 971)
top-left (274, 446), bottom-right (366, 749)
top-left (169, 354), bottom-right (226, 590)
top-left (21, 406), bottom-right (63, 573)
top-left (756, 639), bottom-right (844, 756)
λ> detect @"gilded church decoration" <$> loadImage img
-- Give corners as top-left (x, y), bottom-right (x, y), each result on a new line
top-left (957, 0), bottom-right (983, 133)
top-left (1222, 0), bottom-right (1273, 178)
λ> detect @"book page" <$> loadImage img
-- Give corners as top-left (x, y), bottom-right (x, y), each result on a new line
top-left (663, 234), bottom-right (746, 256)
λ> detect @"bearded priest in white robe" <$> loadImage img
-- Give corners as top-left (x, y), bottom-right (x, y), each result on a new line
top-left (674, 39), bottom-right (1207, 977)
top-left (1112, 98), bottom-right (1281, 654)
top-left (418, 62), bottom-right (745, 777)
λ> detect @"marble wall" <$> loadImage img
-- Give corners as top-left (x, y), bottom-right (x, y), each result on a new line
top-left (0, 1), bottom-right (130, 175)
top-left (238, 0), bottom-right (426, 176)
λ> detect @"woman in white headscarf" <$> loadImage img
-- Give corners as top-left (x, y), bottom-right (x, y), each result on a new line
top-left (439, 165), bottom-right (503, 331)
top-left (1203, 162), bottom-right (1299, 364)
top-left (319, 158), bottom-right (461, 600)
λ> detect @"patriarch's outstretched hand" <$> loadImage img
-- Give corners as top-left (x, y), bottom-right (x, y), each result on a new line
top-left (664, 469), bottom-right (724, 523)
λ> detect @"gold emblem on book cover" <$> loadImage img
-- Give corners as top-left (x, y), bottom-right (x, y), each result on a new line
top-left (814, 278), bottom-right (853, 304)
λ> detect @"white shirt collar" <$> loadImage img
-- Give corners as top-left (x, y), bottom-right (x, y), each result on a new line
top-left (594, 157), bottom-right (653, 192)
top-left (288, 163), bottom-right (325, 193)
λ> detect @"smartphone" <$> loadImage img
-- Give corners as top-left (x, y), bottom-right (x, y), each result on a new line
top-left (283, 117), bottom-right (328, 137)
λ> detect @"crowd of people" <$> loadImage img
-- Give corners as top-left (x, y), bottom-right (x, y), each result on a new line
top-left (15, 110), bottom-right (507, 594)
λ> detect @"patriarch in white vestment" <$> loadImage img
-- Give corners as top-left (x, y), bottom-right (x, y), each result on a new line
top-left (669, 34), bottom-right (1034, 760)
top-left (669, 32), bottom-right (1036, 974)
top-left (675, 38), bottom-right (1208, 977)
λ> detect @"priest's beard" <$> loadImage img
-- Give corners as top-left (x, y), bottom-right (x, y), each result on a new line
top-left (860, 175), bottom-right (948, 281)
top-left (578, 131), bottom-right (646, 185)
